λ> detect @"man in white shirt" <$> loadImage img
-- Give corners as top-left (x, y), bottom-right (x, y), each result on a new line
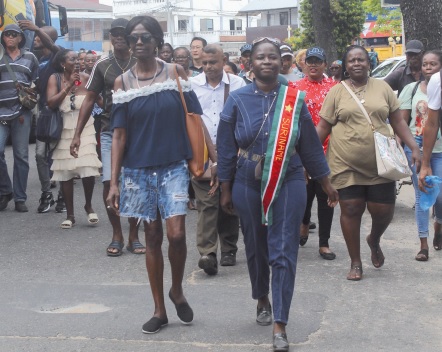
top-left (419, 71), bottom-right (442, 196)
top-left (190, 44), bottom-right (246, 275)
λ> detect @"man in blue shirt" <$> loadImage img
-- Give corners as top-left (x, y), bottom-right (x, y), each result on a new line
top-left (18, 20), bottom-right (65, 213)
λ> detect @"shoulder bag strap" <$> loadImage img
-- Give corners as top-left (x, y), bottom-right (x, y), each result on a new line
top-left (174, 64), bottom-right (189, 115)
top-left (2, 57), bottom-right (19, 86)
top-left (224, 73), bottom-right (230, 104)
top-left (341, 81), bottom-right (374, 131)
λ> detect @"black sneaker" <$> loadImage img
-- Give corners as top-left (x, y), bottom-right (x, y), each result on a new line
top-left (38, 192), bottom-right (55, 213)
top-left (220, 252), bottom-right (236, 266)
top-left (55, 194), bottom-right (67, 213)
top-left (0, 193), bottom-right (13, 211)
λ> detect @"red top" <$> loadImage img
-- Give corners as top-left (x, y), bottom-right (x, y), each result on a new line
top-left (289, 77), bottom-right (337, 153)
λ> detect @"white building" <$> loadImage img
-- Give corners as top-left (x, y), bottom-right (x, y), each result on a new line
top-left (112, 0), bottom-right (258, 55)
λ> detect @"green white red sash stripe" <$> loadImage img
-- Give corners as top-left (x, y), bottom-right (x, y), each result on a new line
top-left (261, 85), bottom-right (305, 225)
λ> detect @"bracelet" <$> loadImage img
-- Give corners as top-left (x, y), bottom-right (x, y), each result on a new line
top-left (63, 88), bottom-right (69, 95)
top-left (210, 162), bottom-right (218, 168)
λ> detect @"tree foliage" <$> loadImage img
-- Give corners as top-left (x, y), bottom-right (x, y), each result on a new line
top-left (289, 0), bottom-right (364, 60)
top-left (362, 0), bottom-right (402, 36)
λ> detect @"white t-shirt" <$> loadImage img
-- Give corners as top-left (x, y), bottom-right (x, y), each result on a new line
top-left (427, 71), bottom-right (441, 110)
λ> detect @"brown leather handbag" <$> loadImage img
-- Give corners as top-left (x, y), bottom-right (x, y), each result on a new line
top-left (175, 66), bottom-right (208, 177)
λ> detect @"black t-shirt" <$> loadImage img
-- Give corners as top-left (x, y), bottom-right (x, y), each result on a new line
top-left (189, 65), bottom-right (203, 73)
top-left (85, 52), bottom-right (136, 132)
top-left (36, 47), bottom-right (62, 108)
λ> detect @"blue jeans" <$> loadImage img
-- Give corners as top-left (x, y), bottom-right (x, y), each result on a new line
top-left (405, 140), bottom-right (442, 238)
top-left (232, 158), bottom-right (306, 324)
top-left (0, 110), bottom-right (32, 202)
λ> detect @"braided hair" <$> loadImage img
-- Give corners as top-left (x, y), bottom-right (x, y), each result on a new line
top-left (341, 45), bottom-right (370, 81)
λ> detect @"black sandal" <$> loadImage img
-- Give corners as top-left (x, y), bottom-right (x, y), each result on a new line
top-left (433, 233), bottom-right (442, 250)
top-left (347, 264), bottom-right (363, 281)
top-left (415, 249), bottom-right (429, 261)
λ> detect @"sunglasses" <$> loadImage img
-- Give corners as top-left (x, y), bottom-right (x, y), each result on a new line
top-left (70, 93), bottom-right (76, 111)
top-left (305, 58), bottom-right (324, 67)
top-left (127, 33), bottom-right (154, 45)
top-left (4, 31), bottom-right (20, 38)
top-left (252, 37), bottom-right (280, 47)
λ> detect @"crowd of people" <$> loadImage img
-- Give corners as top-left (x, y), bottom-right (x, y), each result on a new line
top-left (1, 15), bottom-right (441, 352)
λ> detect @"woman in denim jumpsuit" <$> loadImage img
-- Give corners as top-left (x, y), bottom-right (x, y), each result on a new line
top-left (217, 38), bottom-right (338, 351)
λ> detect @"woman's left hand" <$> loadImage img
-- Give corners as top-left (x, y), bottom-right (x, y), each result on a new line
top-left (410, 147), bottom-right (422, 174)
top-left (319, 176), bottom-right (339, 207)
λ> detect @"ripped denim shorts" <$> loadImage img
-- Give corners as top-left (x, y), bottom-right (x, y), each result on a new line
top-left (119, 160), bottom-right (189, 222)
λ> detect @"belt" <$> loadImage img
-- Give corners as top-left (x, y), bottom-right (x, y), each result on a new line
top-left (239, 147), bottom-right (296, 161)
top-left (239, 148), bottom-right (263, 162)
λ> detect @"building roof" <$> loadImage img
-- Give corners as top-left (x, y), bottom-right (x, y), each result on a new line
top-left (238, 0), bottom-right (297, 15)
top-left (48, 0), bottom-right (112, 12)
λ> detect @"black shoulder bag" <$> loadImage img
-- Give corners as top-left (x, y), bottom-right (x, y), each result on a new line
top-left (36, 74), bottom-right (63, 147)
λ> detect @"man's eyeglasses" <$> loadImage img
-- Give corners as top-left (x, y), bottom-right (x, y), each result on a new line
top-left (174, 56), bottom-right (189, 61)
top-left (305, 58), bottom-right (324, 67)
top-left (110, 29), bottom-right (126, 38)
top-left (127, 33), bottom-right (154, 45)
top-left (70, 93), bottom-right (76, 111)
top-left (4, 31), bottom-right (20, 38)
top-left (251, 37), bottom-right (280, 47)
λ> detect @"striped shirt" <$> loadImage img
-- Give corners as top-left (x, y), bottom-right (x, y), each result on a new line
top-left (0, 49), bottom-right (39, 121)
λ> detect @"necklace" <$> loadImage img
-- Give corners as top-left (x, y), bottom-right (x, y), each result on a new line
top-left (134, 61), bottom-right (159, 89)
top-left (349, 78), bottom-right (369, 104)
top-left (114, 54), bottom-right (132, 73)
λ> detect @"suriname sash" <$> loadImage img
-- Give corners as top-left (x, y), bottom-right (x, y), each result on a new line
top-left (261, 85), bottom-right (305, 225)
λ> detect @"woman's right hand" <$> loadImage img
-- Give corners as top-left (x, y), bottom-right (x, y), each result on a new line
top-left (418, 165), bottom-right (433, 192)
top-left (106, 185), bottom-right (120, 215)
top-left (70, 136), bottom-right (81, 158)
top-left (220, 182), bottom-right (235, 215)
top-left (68, 70), bottom-right (80, 87)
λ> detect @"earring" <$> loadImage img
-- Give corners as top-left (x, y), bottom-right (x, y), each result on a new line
top-left (344, 71), bottom-right (350, 78)
top-left (63, 66), bottom-right (66, 71)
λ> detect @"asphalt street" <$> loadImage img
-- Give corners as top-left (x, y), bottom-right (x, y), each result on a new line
top-left (1, 145), bottom-right (441, 352)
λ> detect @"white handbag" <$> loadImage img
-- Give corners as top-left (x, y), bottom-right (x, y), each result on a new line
top-left (341, 81), bottom-right (412, 181)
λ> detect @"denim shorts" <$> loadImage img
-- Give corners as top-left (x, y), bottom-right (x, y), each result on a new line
top-left (100, 131), bottom-right (112, 182)
top-left (119, 160), bottom-right (189, 222)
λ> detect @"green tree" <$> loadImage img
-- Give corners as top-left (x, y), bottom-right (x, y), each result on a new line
top-left (289, 0), bottom-right (365, 63)
top-left (362, 0), bottom-right (402, 36)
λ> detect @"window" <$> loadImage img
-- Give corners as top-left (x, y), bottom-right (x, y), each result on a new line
top-left (68, 27), bottom-right (81, 41)
top-left (229, 19), bottom-right (242, 30)
top-left (200, 19), bottom-right (213, 31)
top-left (280, 12), bottom-right (288, 25)
top-left (178, 19), bottom-right (188, 31)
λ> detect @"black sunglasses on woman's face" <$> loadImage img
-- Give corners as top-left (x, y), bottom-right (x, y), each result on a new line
top-left (127, 34), bottom-right (154, 45)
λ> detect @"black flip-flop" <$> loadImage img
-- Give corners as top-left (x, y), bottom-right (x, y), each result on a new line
top-left (433, 233), bottom-right (442, 250)
top-left (415, 249), bottom-right (429, 261)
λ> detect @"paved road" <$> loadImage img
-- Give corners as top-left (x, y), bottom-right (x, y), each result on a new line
top-left (1, 145), bottom-right (441, 352)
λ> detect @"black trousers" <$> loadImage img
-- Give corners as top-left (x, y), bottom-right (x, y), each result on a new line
top-left (302, 178), bottom-right (334, 248)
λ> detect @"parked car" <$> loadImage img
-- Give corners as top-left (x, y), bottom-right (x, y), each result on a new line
top-left (371, 56), bottom-right (406, 80)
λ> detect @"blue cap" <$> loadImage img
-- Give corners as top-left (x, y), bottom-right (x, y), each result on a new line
top-left (240, 43), bottom-right (252, 55)
top-left (306, 47), bottom-right (326, 61)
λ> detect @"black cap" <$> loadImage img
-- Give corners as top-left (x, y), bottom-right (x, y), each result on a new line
top-left (280, 44), bottom-right (294, 58)
top-left (306, 47), bottom-right (326, 61)
top-left (111, 18), bottom-right (129, 30)
top-left (1, 24), bottom-right (26, 49)
top-left (405, 40), bottom-right (424, 54)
